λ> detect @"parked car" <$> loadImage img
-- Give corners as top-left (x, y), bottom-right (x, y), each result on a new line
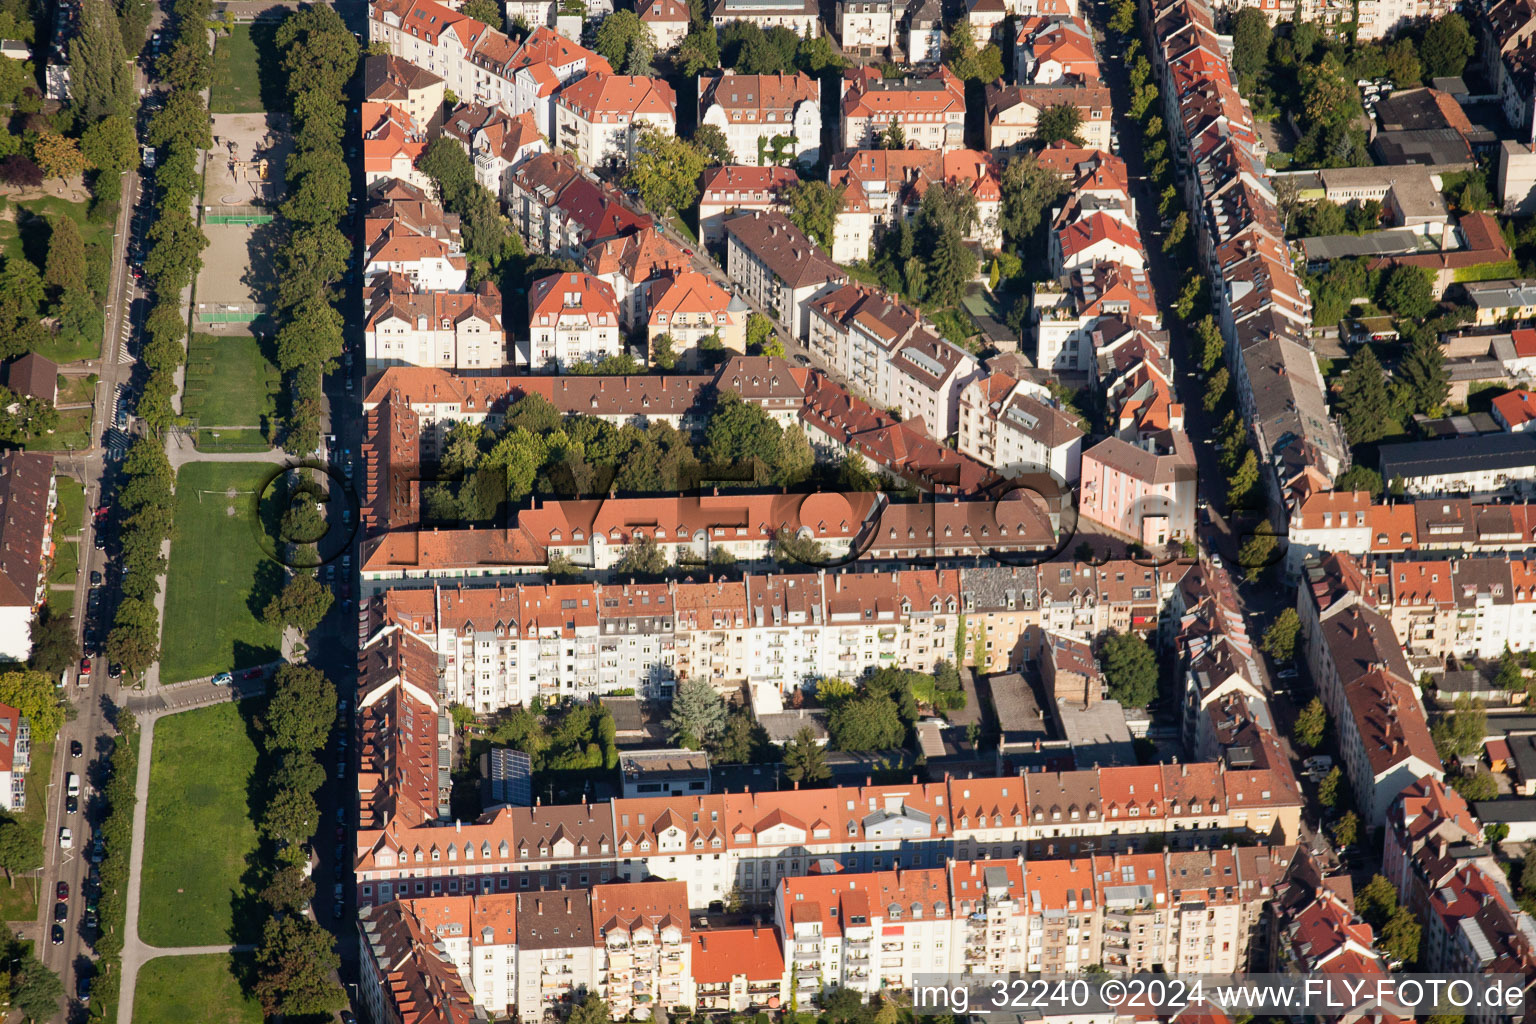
top-left (1304, 755), bottom-right (1334, 775)
top-left (108, 663), bottom-right (122, 679)
top-left (90, 837), bottom-right (104, 863)
top-left (76, 972), bottom-right (91, 1006)
top-left (70, 740), bottom-right (82, 759)
top-left (59, 827), bottom-right (72, 849)
top-left (89, 570), bottom-right (102, 586)
top-left (53, 901), bottom-right (67, 922)
top-left (50, 924), bottom-right (63, 945)
top-left (56, 881), bottom-right (68, 901)
top-left (211, 672), bottom-right (232, 685)
top-left (79, 658), bottom-right (91, 678)
top-left (66, 795), bottom-right (77, 815)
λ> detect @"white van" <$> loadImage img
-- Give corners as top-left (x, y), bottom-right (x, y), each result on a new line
top-left (65, 773), bottom-right (80, 798)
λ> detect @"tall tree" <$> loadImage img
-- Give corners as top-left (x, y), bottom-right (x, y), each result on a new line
top-left (667, 679), bottom-right (727, 749)
top-left (596, 11), bottom-right (657, 74)
top-left (1395, 329), bottom-right (1449, 416)
top-left (1290, 693), bottom-right (1327, 749)
top-left (1261, 608), bottom-right (1301, 661)
top-left (253, 915), bottom-right (347, 1017)
top-left (1099, 631), bottom-right (1158, 707)
top-left (10, 953), bottom-right (63, 1024)
top-left (783, 725), bottom-right (829, 784)
top-left (1339, 346), bottom-right (1393, 445)
top-left (783, 180), bottom-right (843, 250)
top-left (626, 124), bottom-right (706, 213)
top-left (265, 663), bottom-right (338, 754)
top-left (28, 607), bottom-right (80, 677)
top-left (999, 154), bottom-right (1067, 242)
top-left (1230, 7), bottom-right (1271, 84)
top-left (1035, 104), bottom-right (1085, 145)
top-left (43, 215), bottom-right (86, 295)
top-left (1380, 264), bottom-right (1434, 320)
top-left (73, 0), bottom-right (133, 120)
top-left (828, 693), bottom-right (905, 751)
top-left (1419, 13), bottom-right (1474, 78)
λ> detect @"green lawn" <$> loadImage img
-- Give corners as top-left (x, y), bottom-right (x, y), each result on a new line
top-left (0, 738), bottom-right (55, 923)
top-left (0, 195), bottom-right (111, 257)
top-left (45, 587), bottom-right (73, 619)
top-left (133, 953), bottom-right (263, 1024)
top-left (182, 335), bottom-right (280, 435)
top-left (161, 462), bottom-right (281, 683)
top-left (27, 406), bottom-right (92, 452)
top-left (58, 374), bottom-right (96, 407)
top-left (194, 429), bottom-right (274, 453)
top-left (55, 475), bottom-right (84, 536)
top-left (48, 540), bottom-right (77, 585)
top-left (140, 705), bottom-right (262, 946)
top-left (210, 24), bottom-right (280, 114)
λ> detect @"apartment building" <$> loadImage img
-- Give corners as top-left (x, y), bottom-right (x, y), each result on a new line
top-left (984, 82), bottom-right (1113, 153)
top-left (692, 925), bottom-right (786, 1013)
top-left (710, 0), bottom-right (821, 37)
top-left (369, 0), bottom-right (612, 138)
top-left (779, 868), bottom-right (955, 997)
top-left (555, 73), bottom-right (677, 169)
top-left (698, 164), bottom-right (798, 247)
top-left (507, 151), bottom-right (653, 258)
top-left (806, 283), bottom-right (977, 436)
top-left (584, 227), bottom-right (690, 329)
top-left (1077, 431), bottom-right (1197, 547)
top-left (363, 53), bottom-right (445, 131)
top-left (1032, 262), bottom-right (1160, 374)
top-left (526, 271), bottom-right (622, 371)
top-left (0, 452), bottom-right (54, 662)
top-left (839, 65), bottom-right (966, 151)
top-left (639, 0), bottom-right (691, 49)
top-left (589, 881), bottom-right (693, 1019)
top-left (1297, 553), bottom-right (1445, 826)
top-left (364, 178), bottom-right (469, 292)
top-left (836, 0), bottom-right (897, 56)
top-left (365, 278), bottom-right (506, 371)
top-left (443, 105), bottom-right (547, 197)
top-left (0, 703), bottom-right (30, 812)
top-left (724, 212), bottom-right (848, 341)
top-left (797, 373), bottom-right (1000, 495)
top-left (647, 271), bottom-right (748, 368)
top-left (957, 372), bottom-right (1084, 484)
top-left (362, 101), bottom-right (431, 191)
top-left (699, 72), bottom-right (821, 168)
top-left (1051, 211), bottom-right (1146, 275)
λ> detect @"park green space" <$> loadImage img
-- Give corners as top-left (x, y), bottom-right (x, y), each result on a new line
top-left (139, 704), bottom-right (262, 946)
top-left (210, 24), bottom-right (282, 114)
top-left (159, 462), bottom-right (281, 683)
top-left (132, 952), bottom-right (263, 1024)
top-left (55, 475), bottom-right (84, 535)
top-left (182, 334), bottom-right (280, 437)
top-left (0, 739), bottom-right (55, 922)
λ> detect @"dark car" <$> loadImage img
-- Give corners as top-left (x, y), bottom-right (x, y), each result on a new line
top-left (53, 901), bottom-right (67, 922)
top-left (50, 924), bottom-right (63, 945)
top-left (89, 570), bottom-right (102, 586)
top-left (341, 1012), bottom-right (357, 1024)
top-left (93, 530), bottom-right (106, 551)
top-left (70, 740), bottom-right (82, 758)
top-left (76, 972), bottom-right (91, 1006)
top-left (56, 881), bottom-right (68, 901)
top-left (108, 663), bottom-right (122, 679)
top-left (66, 795), bottom-right (77, 815)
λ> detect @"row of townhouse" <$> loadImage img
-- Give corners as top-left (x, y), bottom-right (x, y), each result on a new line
top-left (1146, 0), bottom-right (1347, 513)
top-left (698, 71), bottom-right (822, 170)
top-left (354, 477), bottom-right (1067, 590)
top-left (1382, 776), bottom-right (1536, 991)
top-left (365, 274), bottom-right (507, 371)
top-left (363, 178), bottom-right (469, 294)
top-left (363, 554), bottom-right (1190, 708)
top-left (838, 65), bottom-right (966, 152)
top-left (358, 355), bottom-right (1000, 505)
top-left (1296, 553), bottom-right (1445, 827)
top-left (361, 839), bottom-right (1321, 1024)
top-left (805, 283), bottom-right (981, 440)
top-left (370, 0), bottom-right (683, 168)
top-left (1361, 553), bottom-right (1536, 661)
top-left (349, 634), bottom-right (1305, 913)
top-left (984, 15), bottom-right (1112, 155)
top-left (826, 147), bottom-right (1004, 263)
top-left (1286, 488), bottom-right (1536, 579)
top-left (440, 101), bottom-right (547, 197)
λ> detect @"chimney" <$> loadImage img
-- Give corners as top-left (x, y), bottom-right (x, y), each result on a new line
top-left (538, 900), bottom-right (544, 915)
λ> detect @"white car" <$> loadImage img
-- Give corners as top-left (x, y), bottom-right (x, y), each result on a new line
top-left (59, 828), bottom-right (73, 850)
